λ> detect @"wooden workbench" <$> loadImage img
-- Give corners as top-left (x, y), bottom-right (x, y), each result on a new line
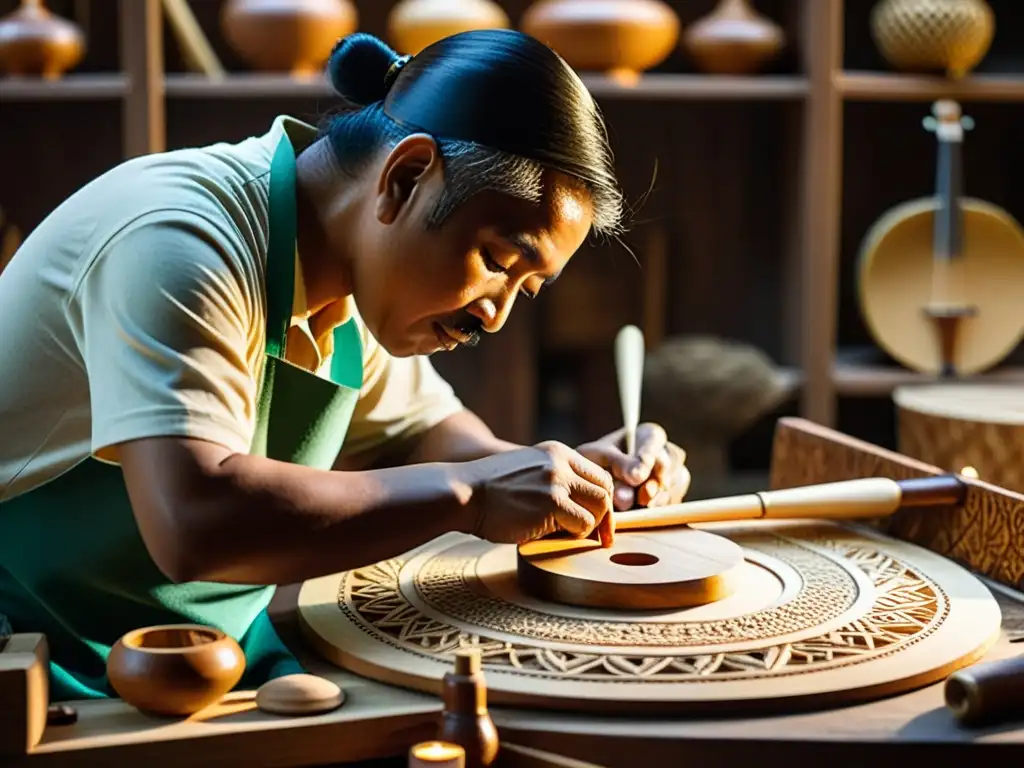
top-left (7, 580), bottom-right (1024, 767)
top-left (13, 417), bottom-right (1024, 766)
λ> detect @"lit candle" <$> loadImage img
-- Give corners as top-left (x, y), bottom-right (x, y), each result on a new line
top-left (409, 741), bottom-right (466, 768)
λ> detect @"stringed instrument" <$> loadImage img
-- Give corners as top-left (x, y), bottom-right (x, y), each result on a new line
top-left (858, 99), bottom-right (1024, 376)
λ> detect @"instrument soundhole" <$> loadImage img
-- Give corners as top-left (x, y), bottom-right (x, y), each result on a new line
top-left (609, 552), bottom-right (659, 567)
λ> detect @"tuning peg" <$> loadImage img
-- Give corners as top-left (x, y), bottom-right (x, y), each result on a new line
top-left (923, 115), bottom-right (975, 132)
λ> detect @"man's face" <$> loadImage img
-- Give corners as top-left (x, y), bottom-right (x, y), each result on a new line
top-left (350, 135), bottom-right (594, 357)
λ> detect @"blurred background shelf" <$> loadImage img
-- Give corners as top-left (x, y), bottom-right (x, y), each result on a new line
top-left (0, 73), bottom-right (126, 101)
top-left (161, 72), bottom-right (811, 101)
top-left (839, 71), bottom-right (1024, 101)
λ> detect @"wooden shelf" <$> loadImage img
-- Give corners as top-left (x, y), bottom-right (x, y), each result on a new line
top-left (579, 73), bottom-right (809, 101)
top-left (839, 71), bottom-right (1024, 102)
top-left (162, 72), bottom-right (809, 101)
top-left (0, 73), bottom-right (126, 101)
top-left (832, 361), bottom-right (1024, 397)
top-left (164, 73), bottom-right (333, 99)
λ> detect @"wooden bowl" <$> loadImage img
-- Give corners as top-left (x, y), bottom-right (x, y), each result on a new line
top-left (107, 625), bottom-right (246, 716)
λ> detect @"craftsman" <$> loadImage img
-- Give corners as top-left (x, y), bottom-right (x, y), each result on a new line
top-left (0, 31), bottom-right (690, 702)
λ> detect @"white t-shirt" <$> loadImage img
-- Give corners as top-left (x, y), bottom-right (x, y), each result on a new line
top-left (0, 115), bottom-right (464, 501)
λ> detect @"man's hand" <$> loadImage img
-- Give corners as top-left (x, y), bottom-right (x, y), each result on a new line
top-left (577, 423), bottom-right (690, 511)
top-left (462, 441), bottom-right (616, 546)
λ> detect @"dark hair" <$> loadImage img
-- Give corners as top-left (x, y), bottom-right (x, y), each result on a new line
top-left (321, 31), bottom-right (625, 238)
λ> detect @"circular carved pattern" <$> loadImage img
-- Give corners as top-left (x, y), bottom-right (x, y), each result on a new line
top-left (336, 530), bottom-right (949, 683)
top-left (413, 536), bottom-right (856, 648)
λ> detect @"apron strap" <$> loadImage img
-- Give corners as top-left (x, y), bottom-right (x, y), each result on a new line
top-left (265, 134), bottom-right (299, 360)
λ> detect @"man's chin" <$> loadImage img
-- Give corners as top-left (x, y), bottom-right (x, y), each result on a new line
top-left (377, 331), bottom-right (437, 358)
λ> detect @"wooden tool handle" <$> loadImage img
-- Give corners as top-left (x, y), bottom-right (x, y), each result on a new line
top-left (615, 325), bottom-right (644, 457)
top-left (945, 655), bottom-right (1024, 727)
top-left (613, 475), bottom-right (965, 531)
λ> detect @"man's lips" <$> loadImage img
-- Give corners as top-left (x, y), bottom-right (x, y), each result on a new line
top-left (433, 323), bottom-right (460, 351)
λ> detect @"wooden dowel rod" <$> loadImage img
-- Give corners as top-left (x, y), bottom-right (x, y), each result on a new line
top-left (613, 475), bottom-right (965, 532)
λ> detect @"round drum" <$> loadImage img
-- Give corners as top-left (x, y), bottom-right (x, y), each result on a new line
top-left (297, 520), bottom-right (1001, 716)
top-left (895, 383), bottom-right (1024, 493)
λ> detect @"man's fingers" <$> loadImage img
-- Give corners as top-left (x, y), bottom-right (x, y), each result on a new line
top-left (637, 477), bottom-right (661, 507)
top-left (634, 422), bottom-right (668, 466)
top-left (565, 473), bottom-right (614, 527)
top-left (566, 450), bottom-right (616, 497)
top-left (650, 448), bottom-right (673, 485)
top-left (672, 465), bottom-right (692, 503)
top-left (551, 486), bottom-right (598, 537)
top-left (613, 481), bottom-right (634, 511)
top-left (597, 505), bottom-right (616, 548)
top-left (576, 441), bottom-right (642, 484)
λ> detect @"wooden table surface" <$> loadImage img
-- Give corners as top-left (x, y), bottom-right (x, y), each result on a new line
top-left (14, 580), bottom-right (1024, 767)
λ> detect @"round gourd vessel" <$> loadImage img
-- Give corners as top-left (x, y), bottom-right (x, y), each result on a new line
top-left (107, 625), bottom-right (246, 716)
top-left (220, 0), bottom-right (358, 76)
top-left (387, 0), bottom-right (510, 56)
top-left (682, 0), bottom-right (784, 75)
top-left (0, 0), bottom-right (85, 79)
top-left (521, 0), bottom-right (680, 85)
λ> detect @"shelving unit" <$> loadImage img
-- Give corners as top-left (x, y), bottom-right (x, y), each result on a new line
top-left (3, 0), bottom-right (1024, 466)
top-left (158, 71), bottom-right (812, 101)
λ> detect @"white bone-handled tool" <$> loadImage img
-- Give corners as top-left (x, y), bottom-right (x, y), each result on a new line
top-left (614, 324), bottom-right (645, 457)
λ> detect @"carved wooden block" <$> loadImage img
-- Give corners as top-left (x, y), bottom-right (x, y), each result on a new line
top-left (0, 633), bottom-right (49, 756)
top-left (769, 416), bottom-right (1024, 591)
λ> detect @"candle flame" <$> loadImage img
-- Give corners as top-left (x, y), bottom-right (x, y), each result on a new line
top-left (960, 466), bottom-right (979, 479)
top-left (411, 741), bottom-right (465, 761)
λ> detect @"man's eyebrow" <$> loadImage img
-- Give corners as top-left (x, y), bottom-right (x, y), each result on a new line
top-left (504, 233), bottom-right (543, 264)
top-left (502, 233), bottom-right (561, 286)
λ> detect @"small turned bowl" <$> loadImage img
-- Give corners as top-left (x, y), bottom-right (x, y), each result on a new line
top-left (107, 625), bottom-right (246, 716)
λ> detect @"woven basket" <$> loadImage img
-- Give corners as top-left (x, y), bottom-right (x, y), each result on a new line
top-left (870, 0), bottom-right (994, 78)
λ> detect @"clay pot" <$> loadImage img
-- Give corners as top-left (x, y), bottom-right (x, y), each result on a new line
top-left (107, 625), bottom-right (246, 716)
top-left (0, 0), bottom-right (85, 79)
top-left (682, 0), bottom-right (784, 75)
top-left (220, 0), bottom-right (358, 76)
top-left (388, 0), bottom-right (511, 56)
top-left (870, 0), bottom-right (994, 79)
top-left (521, 0), bottom-right (680, 85)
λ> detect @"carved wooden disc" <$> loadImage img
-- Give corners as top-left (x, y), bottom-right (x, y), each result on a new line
top-left (297, 520), bottom-right (1002, 716)
top-left (516, 528), bottom-right (744, 610)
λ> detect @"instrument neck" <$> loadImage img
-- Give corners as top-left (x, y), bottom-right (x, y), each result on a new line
top-left (933, 134), bottom-right (963, 262)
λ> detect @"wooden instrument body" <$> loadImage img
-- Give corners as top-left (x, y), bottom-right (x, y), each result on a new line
top-left (516, 528), bottom-right (744, 611)
top-left (858, 195), bottom-right (1024, 375)
top-left (858, 101), bottom-right (1024, 376)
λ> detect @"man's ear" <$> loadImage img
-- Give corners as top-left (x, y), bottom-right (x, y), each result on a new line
top-left (376, 134), bottom-right (441, 225)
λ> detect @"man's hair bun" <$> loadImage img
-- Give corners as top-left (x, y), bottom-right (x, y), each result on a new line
top-left (327, 33), bottom-right (401, 106)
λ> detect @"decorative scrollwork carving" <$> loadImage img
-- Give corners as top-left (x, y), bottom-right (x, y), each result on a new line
top-left (337, 531), bottom-right (945, 683)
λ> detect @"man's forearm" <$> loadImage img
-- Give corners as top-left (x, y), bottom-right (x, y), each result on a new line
top-left (121, 438), bottom-right (482, 587)
top-left (405, 409), bottom-right (522, 464)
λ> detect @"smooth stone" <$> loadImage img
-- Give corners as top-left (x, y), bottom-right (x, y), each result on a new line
top-left (255, 673), bottom-right (345, 716)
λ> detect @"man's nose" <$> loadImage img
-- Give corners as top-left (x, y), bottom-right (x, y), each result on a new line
top-left (467, 290), bottom-right (517, 334)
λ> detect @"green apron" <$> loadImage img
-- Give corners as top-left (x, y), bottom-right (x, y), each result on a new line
top-left (0, 133), bottom-right (363, 702)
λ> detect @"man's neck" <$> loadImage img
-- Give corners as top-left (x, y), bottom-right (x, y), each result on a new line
top-left (294, 139), bottom-right (359, 317)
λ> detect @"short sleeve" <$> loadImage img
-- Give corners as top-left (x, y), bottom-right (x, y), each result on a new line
top-left (338, 325), bottom-right (465, 466)
top-left (76, 211), bottom-right (261, 459)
